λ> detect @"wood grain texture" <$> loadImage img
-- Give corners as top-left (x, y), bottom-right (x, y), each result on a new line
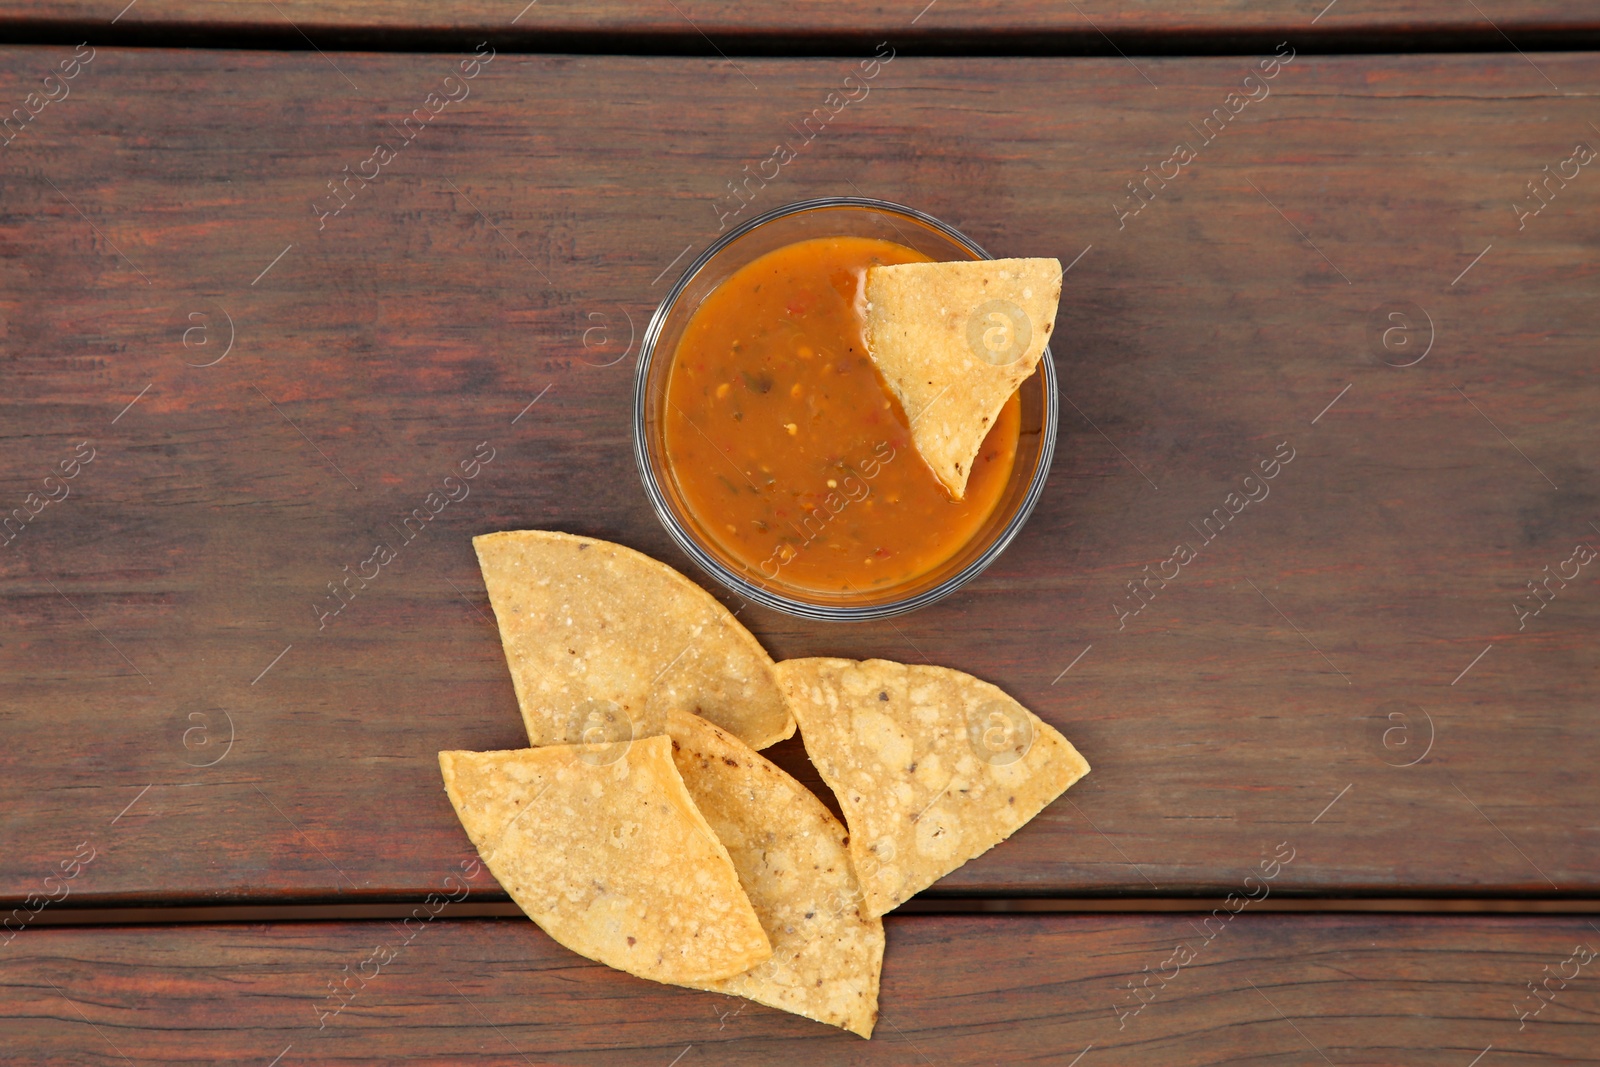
top-left (0, 47), bottom-right (1597, 906)
top-left (4, 0), bottom-right (1599, 43)
top-left (5, 915), bottom-right (1600, 1063)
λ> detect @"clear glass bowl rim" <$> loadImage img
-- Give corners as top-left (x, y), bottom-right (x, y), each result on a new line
top-left (632, 195), bottom-right (1059, 622)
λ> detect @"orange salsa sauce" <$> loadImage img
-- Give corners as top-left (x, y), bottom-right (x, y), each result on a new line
top-left (664, 235), bottom-right (1020, 595)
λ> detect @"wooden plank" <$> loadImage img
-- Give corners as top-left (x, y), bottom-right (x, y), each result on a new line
top-left (3, 0), bottom-right (1598, 46)
top-left (4, 915), bottom-right (1599, 1063)
top-left (1, 47), bottom-right (1597, 906)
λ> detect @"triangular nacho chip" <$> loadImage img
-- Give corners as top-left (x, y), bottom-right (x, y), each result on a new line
top-left (473, 530), bottom-right (795, 751)
top-left (438, 736), bottom-right (772, 984)
top-left (864, 258), bottom-right (1061, 499)
top-left (663, 708), bottom-right (884, 1038)
top-left (775, 658), bottom-right (1089, 918)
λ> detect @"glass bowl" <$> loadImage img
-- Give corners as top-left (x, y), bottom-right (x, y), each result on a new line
top-left (633, 196), bottom-right (1058, 621)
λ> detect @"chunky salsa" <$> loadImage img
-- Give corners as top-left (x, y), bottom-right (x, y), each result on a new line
top-left (663, 235), bottom-right (1020, 595)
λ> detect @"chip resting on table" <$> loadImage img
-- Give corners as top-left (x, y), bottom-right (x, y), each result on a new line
top-left (663, 708), bottom-right (885, 1037)
top-left (776, 657), bottom-right (1089, 917)
top-left (473, 530), bottom-right (795, 752)
top-left (438, 737), bottom-right (773, 984)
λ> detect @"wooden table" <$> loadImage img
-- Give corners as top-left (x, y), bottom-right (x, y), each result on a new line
top-left (3, 4), bottom-right (1598, 1062)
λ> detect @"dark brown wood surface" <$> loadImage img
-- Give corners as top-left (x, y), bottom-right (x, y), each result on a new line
top-left (4, 0), bottom-right (1600, 46)
top-left (4, 915), bottom-right (1599, 1063)
top-left (2, 46), bottom-right (1597, 910)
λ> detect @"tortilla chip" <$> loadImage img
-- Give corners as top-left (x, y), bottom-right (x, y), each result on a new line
top-left (473, 530), bottom-right (795, 751)
top-left (775, 658), bottom-right (1089, 918)
top-left (438, 736), bottom-right (772, 984)
top-left (663, 708), bottom-right (884, 1038)
top-left (864, 258), bottom-right (1061, 499)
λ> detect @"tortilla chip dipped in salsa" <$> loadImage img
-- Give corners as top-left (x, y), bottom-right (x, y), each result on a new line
top-left (663, 708), bottom-right (885, 1038)
top-left (473, 530), bottom-right (794, 752)
top-left (664, 236), bottom-right (1022, 597)
top-left (864, 258), bottom-right (1061, 500)
top-left (775, 658), bottom-right (1090, 918)
top-left (438, 737), bottom-right (773, 984)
